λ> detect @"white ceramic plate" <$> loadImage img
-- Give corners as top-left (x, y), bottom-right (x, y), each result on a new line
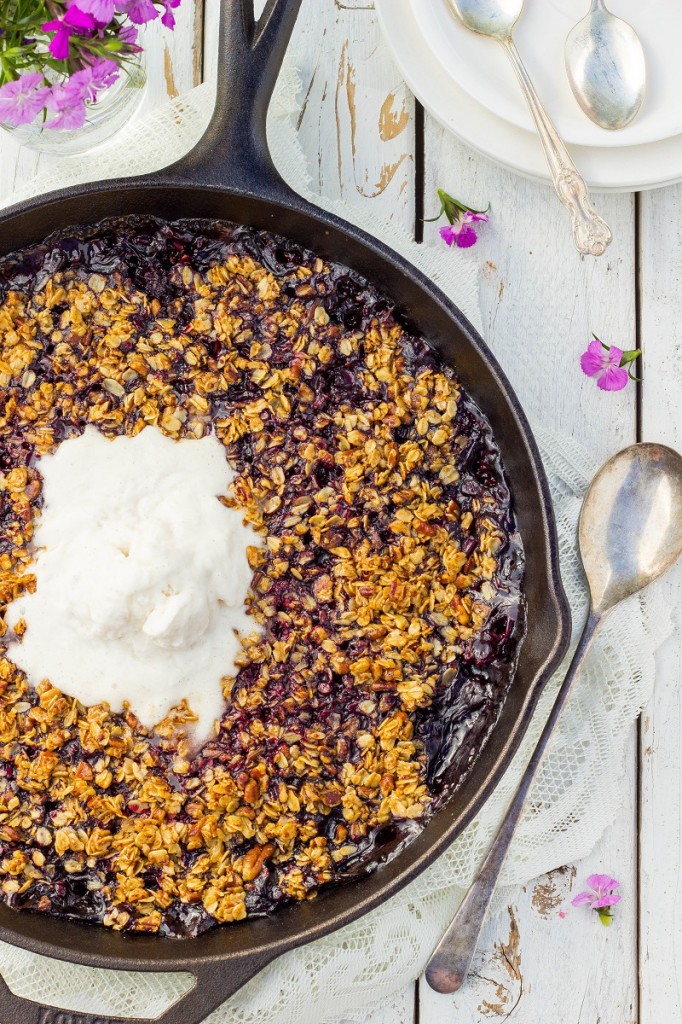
top-left (411, 0), bottom-right (682, 149)
top-left (375, 0), bottom-right (682, 192)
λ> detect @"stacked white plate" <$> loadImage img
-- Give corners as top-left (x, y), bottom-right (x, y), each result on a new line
top-left (375, 0), bottom-right (682, 192)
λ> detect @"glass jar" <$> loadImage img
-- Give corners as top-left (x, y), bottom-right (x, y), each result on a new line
top-left (1, 57), bottom-right (146, 157)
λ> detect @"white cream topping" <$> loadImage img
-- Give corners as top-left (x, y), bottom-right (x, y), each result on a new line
top-left (6, 426), bottom-right (260, 747)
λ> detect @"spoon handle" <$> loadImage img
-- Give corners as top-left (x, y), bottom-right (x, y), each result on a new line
top-left (424, 608), bottom-right (603, 994)
top-left (502, 37), bottom-right (612, 257)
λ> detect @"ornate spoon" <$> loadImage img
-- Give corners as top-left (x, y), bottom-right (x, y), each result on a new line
top-left (566, 0), bottom-right (646, 131)
top-left (425, 442), bottom-right (682, 993)
top-left (446, 0), bottom-right (612, 257)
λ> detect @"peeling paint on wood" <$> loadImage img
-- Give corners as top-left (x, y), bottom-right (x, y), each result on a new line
top-left (379, 93), bottom-right (409, 141)
top-left (163, 46), bottom-right (178, 98)
top-left (531, 878), bottom-right (563, 918)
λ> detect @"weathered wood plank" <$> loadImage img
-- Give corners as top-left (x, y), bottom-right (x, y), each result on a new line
top-left (290, 0), bottom-right (415, 228)
top-left (418, 116), bottom-right (639, 1023)
top-left (638, 183), bottom-right (682, 1024)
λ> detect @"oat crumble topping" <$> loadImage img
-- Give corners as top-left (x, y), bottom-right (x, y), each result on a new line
top-left (0, 219), bottom-right (524, 936)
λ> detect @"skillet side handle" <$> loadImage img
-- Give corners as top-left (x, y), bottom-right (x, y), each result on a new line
top-left (0, 954), bottom-right (273, 1024)
top-left (167, 0), bottom-right (303, 201)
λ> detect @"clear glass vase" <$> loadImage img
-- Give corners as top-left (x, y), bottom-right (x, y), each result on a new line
top-left (1, 58), bottom-right (147, 157)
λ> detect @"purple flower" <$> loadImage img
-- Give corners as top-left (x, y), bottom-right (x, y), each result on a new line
top-left (88, 58), bottom-right (120, 91)
top-left (118, 0), bottom-right (159, 24)
top-left (160, 0), bottom-right (182, 29)
top-left (440, 210), bottom-right (489, 249)
top-left (119, 23), bottom-right (142, 51)
top-left (0, 72), bottom-right (51, 127)
top-left (46, 69), bottom-right (93, 130)
top-left (580, 336), bottom-right (640, 392)
top-left (67, 0), bottom-right (115, 23)
top-left (427, 188), bottom-right (489, 250)
top-left (571, 874), bottom-right (621, 925)
top-left (42, 6), bottom-right (95, 60)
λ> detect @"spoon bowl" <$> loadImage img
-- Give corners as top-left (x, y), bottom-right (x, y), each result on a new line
top-left (565, 0), bottom-right (646, 131)
top-left (580, 443), bottom-right (682, 614)
top-left (448, 0), bottom-right (523, 39)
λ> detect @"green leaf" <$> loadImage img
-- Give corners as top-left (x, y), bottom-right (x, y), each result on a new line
top-left (423, 188), bottom-right (490, 224)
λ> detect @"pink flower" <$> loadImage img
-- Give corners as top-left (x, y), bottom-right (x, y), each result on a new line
top-left (558, 909), bottom-right (567, 919)
top-left (572, 874), bottom-right (621, 925)
top-left (580, 336), bottom-right (640, 392)
top-left (119, 24), bottom-right (142, 51)
top-left (118, 0), bottom-right (159, 24)
top-left (427, 189), bottom-right (489, 250)
top-left (42, 6), bottom-right (95, 60)
top-left (440, 210), bottom-right (489, 249)
top-left (46, 69), bottom-right (93, 130)
top-left (68, 0), bottom-right (116, 23)
top-left (88, 58), bottom-right (120, 92)
top-left (0, 72), bottom-right (51, 127)
top-left (160, 0), bottom-right (182, 29)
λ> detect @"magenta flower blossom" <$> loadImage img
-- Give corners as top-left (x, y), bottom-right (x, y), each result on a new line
top-left (68, 0), bottom-right (116, 23)
top-left (46, 69), bottom-right (94, 130)
top-left (119, 0), bottom-right (159, 24)
top-left (426, 188), bottom-right (490, 250)
top-left (0, 73), bottom-right (51, 127)
top-left (160, 0), bottom-right (182, 29)
top-left (42, 7), bottom-right (95, 60)
top-left (119, 23), bottom-right (142, 51)
top-left (440, 210), bottom-right (489, 249)
top-left (580, 335), bottom-right (641, 392)
top-left (571, 873), bottom-right (621, 925)
top-left (88, 58), bottom-right (120, 92)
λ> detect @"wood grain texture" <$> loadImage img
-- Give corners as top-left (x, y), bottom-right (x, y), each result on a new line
top-left (638, 184), bottom-right (682, 1024)
top-left (419, 815), bottom-right (638, 1024)
top-left (291, 0), bottom-right (415, 227)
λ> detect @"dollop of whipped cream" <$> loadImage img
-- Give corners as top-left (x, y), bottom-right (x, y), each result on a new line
top-left (6, 426), bottom-right (260, 747)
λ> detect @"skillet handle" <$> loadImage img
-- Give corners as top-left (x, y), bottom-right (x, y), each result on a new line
top-left (167, 0), bottom-right (303, 203)
top-left (0, 953), bottom-right (273, 1024)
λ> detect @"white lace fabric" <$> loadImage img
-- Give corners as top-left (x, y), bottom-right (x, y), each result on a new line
top-left (0, 71), bottom-right (672, 1024)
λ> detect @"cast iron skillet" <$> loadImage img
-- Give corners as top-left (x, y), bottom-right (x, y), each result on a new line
top-left (0, 2), bottom-right (571, 1021)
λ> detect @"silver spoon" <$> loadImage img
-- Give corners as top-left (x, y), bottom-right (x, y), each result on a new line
top-left (425, 442), bottom-right (682, 994)
top-left (566, 0), bottom-right (646, 131)
top-left (446, 0), bottom-right (612, 257)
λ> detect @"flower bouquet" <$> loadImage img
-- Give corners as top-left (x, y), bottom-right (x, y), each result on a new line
top-left (0, 0), bottom-right (181, 152)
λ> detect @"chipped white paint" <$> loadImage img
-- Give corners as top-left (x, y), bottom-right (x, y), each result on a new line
top-left (0, 1), bottom-right (677, 1021)
top-left (638, 185), bottom-right (682, 1024)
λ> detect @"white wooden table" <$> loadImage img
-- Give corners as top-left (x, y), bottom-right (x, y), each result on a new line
top-left (1, 2), bottom-right (681, 1022)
